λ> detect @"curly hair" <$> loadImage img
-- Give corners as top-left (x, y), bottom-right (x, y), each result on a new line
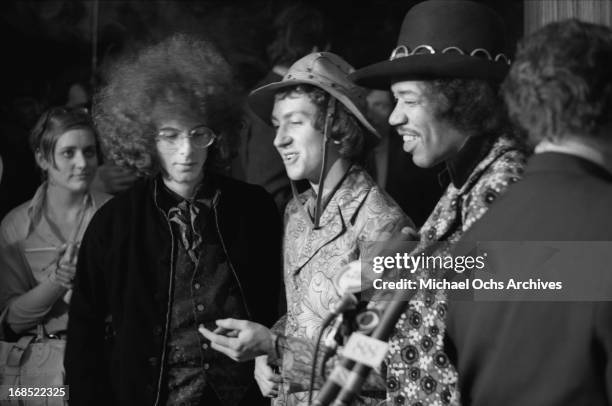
top-left (274, 84), bottom-right (375, 163)
top-left (420, 79), bottom-right (513, 139)
top-left (502, 19), bottom-right (612, 144)
top-left (94, 33), bottom-right (243, 177)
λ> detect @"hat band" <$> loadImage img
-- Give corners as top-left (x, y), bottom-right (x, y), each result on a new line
top-left (389, 44), bottom-right (511, 65)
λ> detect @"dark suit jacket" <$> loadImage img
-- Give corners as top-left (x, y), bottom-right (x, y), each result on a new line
top-left (446, 152), bottom-right (612, 406)
top-left (66, 174), bottom-right (282, 406)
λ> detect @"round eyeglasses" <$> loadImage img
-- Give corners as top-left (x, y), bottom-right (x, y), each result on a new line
top-left (156, 125), bottom-right (217, 150)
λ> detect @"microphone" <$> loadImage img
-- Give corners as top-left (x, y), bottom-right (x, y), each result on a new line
top-left (308, 260), bottom-right (365, 405)
top-left (312, 288), bottom-right (415, 406)
top-left (318, 315), bottom-right (344, 382)
top-left (328, 257), bottom-right (369, 317)
top-left (319, 284), bottom-right (381, 381)
top-left (313, 226), bottom-right (419, 406)
top-left (333, 295), bottom-right (413, 405)
top-left (317, 262), bottom-right (363, 371)
top-left (317, 274), bottom-right (360, 361)
top-left (329, 293), bottom-right (358, 315)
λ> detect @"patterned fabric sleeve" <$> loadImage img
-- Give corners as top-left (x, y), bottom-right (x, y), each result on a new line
top-left (272, 333), bottom-right (386, 392)
top-left (357, 187), bottom-right (416, 245)
top-left (460, 148), bottom-right (526, 232)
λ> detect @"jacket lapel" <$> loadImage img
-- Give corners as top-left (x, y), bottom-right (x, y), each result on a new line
top-left (285, 167), bottom-right (371, 274)
top-left (421, 136), bottom-right (521, 244)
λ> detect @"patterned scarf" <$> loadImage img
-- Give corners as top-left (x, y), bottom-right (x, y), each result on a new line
top-left (168, 200), bottom-right (204, 264)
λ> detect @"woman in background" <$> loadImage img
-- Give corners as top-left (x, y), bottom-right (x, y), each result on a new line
top-left (0, 106), bottom-right (109, 339)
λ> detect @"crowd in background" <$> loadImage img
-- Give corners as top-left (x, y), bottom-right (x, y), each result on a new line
top-left (0, 0), bottom-right (521, 220)
top-left (0, 1), bottom-right (611, 406)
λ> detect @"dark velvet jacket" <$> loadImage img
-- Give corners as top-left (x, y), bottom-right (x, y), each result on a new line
top-left (65, 173), bottom-right (282, 406)
top-left (447, 153), bottom-right (612, 406)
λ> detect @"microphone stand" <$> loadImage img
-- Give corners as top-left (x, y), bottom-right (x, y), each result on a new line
top-left (312, 287), bottom-right (416, 406)
top-left (314, 228), bottom-right (420, 405)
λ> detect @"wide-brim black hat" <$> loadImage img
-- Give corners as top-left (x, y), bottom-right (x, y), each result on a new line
top-left (350, 0), bottom-right (511, 89)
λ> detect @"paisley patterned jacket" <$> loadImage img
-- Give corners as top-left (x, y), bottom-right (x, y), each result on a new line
top-left (273, 165), bottom-right (414, 406)
top-left (385, 135), bottom-right (529, 406)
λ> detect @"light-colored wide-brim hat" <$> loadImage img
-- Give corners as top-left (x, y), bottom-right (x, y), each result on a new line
top-left (248, 52), bottom-right (380, 139)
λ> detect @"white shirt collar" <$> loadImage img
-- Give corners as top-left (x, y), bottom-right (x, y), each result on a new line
top-left (535, 137), bottom-right (612, 176)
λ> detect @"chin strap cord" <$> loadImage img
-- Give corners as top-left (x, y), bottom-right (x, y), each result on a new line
top-left (290, 96), bottom-right (338, 230)
top-left (312, 97), bottom-right (336, 229)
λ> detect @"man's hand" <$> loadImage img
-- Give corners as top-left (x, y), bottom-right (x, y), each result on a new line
top-left (254, 355), bottom-right (281, 398)
top-left (198, 319), bottom-right (274, 362)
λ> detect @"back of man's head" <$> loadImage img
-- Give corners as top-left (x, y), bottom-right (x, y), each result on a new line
top-left (503, 19), bottom-right (612, 144)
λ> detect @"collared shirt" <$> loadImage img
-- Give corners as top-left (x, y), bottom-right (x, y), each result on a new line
top-left (0, 182), bottom-right (111, 335)
top-left (444, 135), bottom-right (494, 189)
top-left (535, 138), bottom-right (612, 176)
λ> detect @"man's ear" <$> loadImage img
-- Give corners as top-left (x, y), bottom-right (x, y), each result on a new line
top-left (35, 150), bottom-right (50, 172)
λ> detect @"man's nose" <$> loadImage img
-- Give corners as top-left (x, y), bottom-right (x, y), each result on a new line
top-left (273, 126), bottom-right (291, 149)
top-left (176, 135), bottom-right (195, 154)
top-left (388, 103), bottom-right (407, 127)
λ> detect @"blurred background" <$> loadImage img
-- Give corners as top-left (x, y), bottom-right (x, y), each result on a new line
top-left (1, 0), bottom-right (609, 219)
top-left (0, 0), bottom-right (523, 216)
top-left (0, 1), bottom-right (523, 100)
